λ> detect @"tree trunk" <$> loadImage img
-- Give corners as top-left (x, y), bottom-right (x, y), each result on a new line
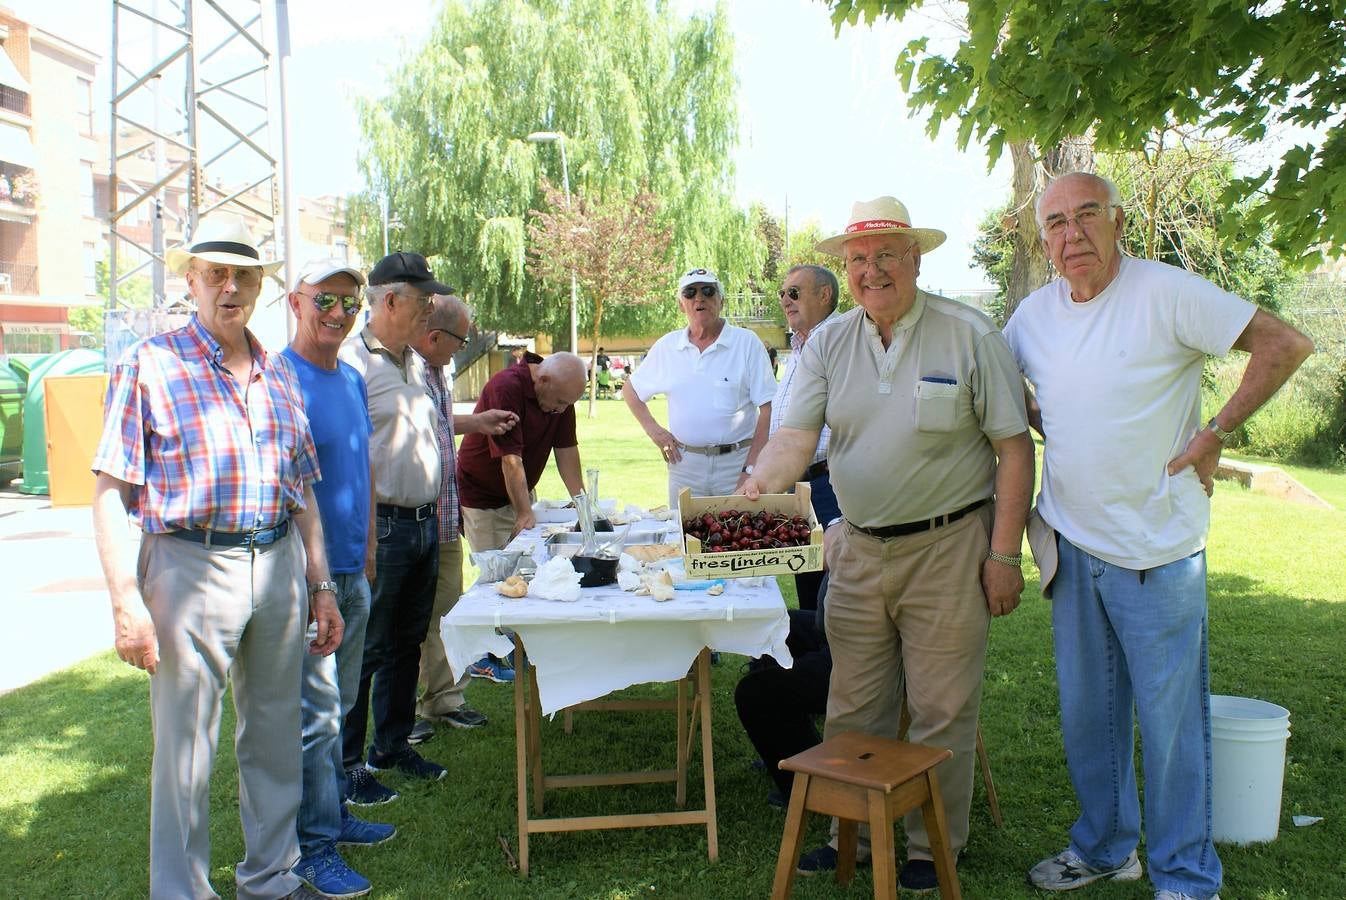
top-left (1003, 136), bottom-right (1097, 322)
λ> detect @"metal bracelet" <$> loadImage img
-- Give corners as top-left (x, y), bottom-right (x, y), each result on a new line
top-left (986, 550), bottom-right (1022, 567)
top-left (307, 579), bottom-right (338, 596)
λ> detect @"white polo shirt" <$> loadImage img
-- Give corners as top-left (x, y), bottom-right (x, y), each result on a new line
top-left (628, 321), bottom-right (777, 446)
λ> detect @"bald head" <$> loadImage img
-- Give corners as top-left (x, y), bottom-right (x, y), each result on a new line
top-left (533, 351), bottom-right (587, 414)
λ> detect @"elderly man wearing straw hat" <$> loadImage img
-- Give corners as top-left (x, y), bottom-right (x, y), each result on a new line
top-left (742, 196), bottom-right (1034, 890)
top-left (92, 214), bottom-right (339, 900)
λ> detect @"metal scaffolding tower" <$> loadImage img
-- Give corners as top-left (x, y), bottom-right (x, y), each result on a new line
top-left (106, 0), bottom-right (281, 354)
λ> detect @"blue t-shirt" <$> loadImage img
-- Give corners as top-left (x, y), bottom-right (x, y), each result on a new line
top-left (282, 347), bottom-right (373, 575)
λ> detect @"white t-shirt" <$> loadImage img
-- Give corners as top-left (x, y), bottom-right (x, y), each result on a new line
top-left (1004, 257), bottom-right (1255, 569)
top-left (627, 321), bottom-right (777, 446)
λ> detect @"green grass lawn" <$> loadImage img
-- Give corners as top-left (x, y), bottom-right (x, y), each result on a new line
top-left (3, 396), bottom-right (1343, 898)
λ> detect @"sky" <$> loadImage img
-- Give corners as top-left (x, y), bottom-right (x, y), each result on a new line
top-left (13, 0), bottom-right (1009, 291)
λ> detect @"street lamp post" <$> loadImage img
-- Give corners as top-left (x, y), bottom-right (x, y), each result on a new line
top-left (527, 130), bottom-right (578, 354)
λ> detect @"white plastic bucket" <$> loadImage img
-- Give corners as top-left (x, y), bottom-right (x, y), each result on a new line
top-left (1210, 694), bottom-right (1290, 844)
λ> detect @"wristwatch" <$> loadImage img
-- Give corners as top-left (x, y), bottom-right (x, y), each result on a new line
top-left (1206, 417), bottom-right (1234, 444)
top-left (741, 464), bottom-right (754, 475)
top-left (308, 580), bottom-right (338, 597)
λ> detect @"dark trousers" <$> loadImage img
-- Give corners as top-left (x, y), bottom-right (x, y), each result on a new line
top-left (343, 513), bottom-right (438, 768)
top-left (794, 472), bottom-right (840, 611)
top-left (734, 608), bottom-right (832, 796)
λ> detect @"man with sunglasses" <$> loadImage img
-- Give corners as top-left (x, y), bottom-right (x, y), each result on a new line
top-left (408, 294), bottom-right (518, 741)
top-left (92, 216), bottom-right (338, 899)
top-left (624, 268), bottom-right (777, 508)
top-left (281, 259), bottom-right (397, 897)
top-left (1007, 172), bottom-right (1312, 900)
top-left (742, 196), bottom-right (1034, 891)
top-left (338, 251), bottom-right (453, 802)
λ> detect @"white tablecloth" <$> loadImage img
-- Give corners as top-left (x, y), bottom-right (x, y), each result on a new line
top-left (442, 516), bottom-right (792, 715)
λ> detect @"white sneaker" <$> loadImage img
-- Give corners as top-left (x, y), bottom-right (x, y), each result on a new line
top-left (1028, 848), bottom-right (1142, 891)
top-left (1155, 891), bottom-right (1220, 900)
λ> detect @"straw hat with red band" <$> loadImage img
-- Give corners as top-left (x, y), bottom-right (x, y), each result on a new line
top-left (165, 214), bottom-right (284, 276)
top-left (815, 196), bottom-right (947, 258)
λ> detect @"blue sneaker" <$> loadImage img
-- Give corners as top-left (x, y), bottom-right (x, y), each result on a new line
top-left (344, 766), bottom-right (397, 806)
top-left (467, 656), bottom-right (515, 683)
top-left (337, 815), bottom-right (396, 847)
top-left (293, 848), bottom-right (371, 898)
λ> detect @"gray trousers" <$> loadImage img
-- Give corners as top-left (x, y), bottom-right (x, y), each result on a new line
top-left (139, 529), bottom-right (306, 900)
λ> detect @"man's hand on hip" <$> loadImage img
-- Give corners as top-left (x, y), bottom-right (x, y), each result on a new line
top-left (1167, 428), bottom-right (1223, 497)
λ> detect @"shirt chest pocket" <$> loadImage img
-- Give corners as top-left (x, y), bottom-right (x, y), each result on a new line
top-left (913, 379), bottom-right (960, 433)
top-left (711, 377), bottom-right (742, 413)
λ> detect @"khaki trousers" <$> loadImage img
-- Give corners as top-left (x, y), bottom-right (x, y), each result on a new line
top-left (823, 504), bottom-right (992, 860)
top-left (417, 538), bottom-right (469, 716)
top-left (461, 504), bottom-right (517, 553)
top-left (139, 530), bottom-right (306, 900)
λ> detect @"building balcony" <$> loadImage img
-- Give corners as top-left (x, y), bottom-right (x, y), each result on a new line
top-left (0, 261), bottom-right (38, 294)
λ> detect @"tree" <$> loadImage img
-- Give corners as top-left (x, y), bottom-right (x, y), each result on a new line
top-left (750, 203), bottom-right (785, 292)
top-left (827, 0), bottom-right (1346, 266)
top-left (351, 0), bottom-right (758, 342)
top-left (72, 255), bottom-right (155, 347)
top-left (527, 181), bottom-right (672, 417)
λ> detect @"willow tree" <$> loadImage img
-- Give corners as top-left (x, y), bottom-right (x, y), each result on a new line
top-left (350, 0), bottom-right (757, 339)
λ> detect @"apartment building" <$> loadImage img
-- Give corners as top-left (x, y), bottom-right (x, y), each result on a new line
top-left (0, 8), bottom-right (101, 356)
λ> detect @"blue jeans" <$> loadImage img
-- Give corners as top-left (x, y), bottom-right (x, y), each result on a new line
top-left (1053, 536), bottom-right (1221, 898)
top-left (298, 572), bottom-right (371, 858)
top-left (343, 515), bottom-right (438, 767)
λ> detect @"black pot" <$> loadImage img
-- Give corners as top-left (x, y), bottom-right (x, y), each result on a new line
top-left (572, 554), bottom-right (619, 588)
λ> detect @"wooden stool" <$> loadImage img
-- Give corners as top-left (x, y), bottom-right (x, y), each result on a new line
top-left (770, 731), bottom-right (961, 900)
top-left (899, 699), bottom-right (1003, 827)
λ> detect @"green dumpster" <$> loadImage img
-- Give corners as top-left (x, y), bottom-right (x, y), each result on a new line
top-left (18, 349), bottom-right (105, 495)
top-left (0, 361), bottom-right (24, 482)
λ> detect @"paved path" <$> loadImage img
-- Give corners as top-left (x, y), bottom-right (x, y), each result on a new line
top-left (0, 489), bottom-right (117, 695)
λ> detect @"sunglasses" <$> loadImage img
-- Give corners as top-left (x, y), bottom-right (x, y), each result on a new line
top-left (681, 284), bottom-right (718, 300)
top-left (305, 291), bottom-right (362, 316)
top-left (778, 286), bottom-right (801, 301)
top-left (430, 326), bottom-right (468, 344)
top-left (193, 264), bottom-right (262, 289)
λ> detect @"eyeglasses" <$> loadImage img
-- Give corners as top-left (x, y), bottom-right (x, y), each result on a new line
top-left (193, 264), bottom-right (262, 289)
top-left (397, 288), bottom-right (433, 308)
top-left (681, 284), bottom-right (718, 300)
top-left (778, 286), bottom-right (801, 301)
top-left (304, 291), bottom-right (362, 316)
top-left (1042, 204), bottom-right (1119, 237)
top-left (431, 326), bottom-right (468, 344)
top-left (845, 245), bottom-right (917, 273)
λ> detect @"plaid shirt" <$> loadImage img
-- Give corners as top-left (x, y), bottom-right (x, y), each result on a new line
top-left (425, 363), bottom-right (459, 540)
top-left (770, 310), bottom-right (840, 466)
top-left (92, 316), bottom-right (320, 534)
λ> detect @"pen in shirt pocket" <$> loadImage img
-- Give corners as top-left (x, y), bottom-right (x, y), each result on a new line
top-left (920, 376), bottom-right (957, 385)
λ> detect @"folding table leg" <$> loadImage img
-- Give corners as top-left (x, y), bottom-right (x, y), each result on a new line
top-left (696, 648), bottom-right (718, 861)
top-left (513, 644), bottom-right (530, 877)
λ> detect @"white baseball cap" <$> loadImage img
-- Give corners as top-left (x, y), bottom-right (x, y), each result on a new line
top-left (292, 258), bottom-right (367, 293)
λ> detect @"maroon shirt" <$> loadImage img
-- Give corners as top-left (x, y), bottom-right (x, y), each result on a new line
top-left (457, 353), bottom-right (579, 510)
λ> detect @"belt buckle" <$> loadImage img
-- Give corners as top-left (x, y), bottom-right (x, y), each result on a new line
top-left (415, 504), bottom-right (434, 522)
top-left (717, 444), bottom-right (733, 455)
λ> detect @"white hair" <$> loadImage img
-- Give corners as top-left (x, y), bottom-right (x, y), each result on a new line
top-left (1034, 172), bottom-right (1124, 229)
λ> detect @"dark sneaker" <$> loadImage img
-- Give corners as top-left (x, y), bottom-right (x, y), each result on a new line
top-left (466, 657), bottom-right (515, 683)
top-left (293, 848), bottom-right (371, 898)
top-left (337, 815), bottom-right (396, 847)
top-left (766, 788), bottom-right (787, 809)
top-left (407, 719), bottom-right (435, 745)
top-left (345, 766), bottom-right (398, 806)
top-left (436, 705), bottom-right (488, 729)
top-left (1029, 848), bottom-right (1142, 891)
top-left (899, 858), bottom-right (941, 892)
top-left (796, 843), bottom-right (870, 876)
top-left (367, 746), bottom-right (447, 781)
top-left (282, 886), bottom-right (326, 900)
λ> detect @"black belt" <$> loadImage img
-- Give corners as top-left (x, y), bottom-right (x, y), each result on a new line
top-left (850, 498), bottom-right (990, 540)
top-left (376, 502), bottom-right (437, 521)
top-left (170, 518), bottom-right (290, 549)
top-left (679, 438), bottom-right (752, 456)
top-left (804, 459), bottom-right (829, 480)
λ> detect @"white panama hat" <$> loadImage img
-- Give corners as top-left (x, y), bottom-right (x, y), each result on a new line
top-left (815, 196), bottom-right (947, 258)
top-left (165, 213), bottom-right (284, 276)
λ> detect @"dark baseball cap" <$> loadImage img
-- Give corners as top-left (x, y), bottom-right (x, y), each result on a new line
top-left (367, 251), bottom-right (455, 294)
